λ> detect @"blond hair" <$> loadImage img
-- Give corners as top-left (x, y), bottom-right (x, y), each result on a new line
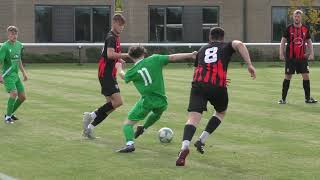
top-left (293, 10), bottom-right (303, 15)
top-left (7, 26), bottom-right (18, 33)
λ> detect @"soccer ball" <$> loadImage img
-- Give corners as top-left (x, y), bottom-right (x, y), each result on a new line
top-left (158, 127), bottom-right (173, 143)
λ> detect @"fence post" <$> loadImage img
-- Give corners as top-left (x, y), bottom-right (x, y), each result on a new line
top-left (78, 45), bottom-right (82, 65)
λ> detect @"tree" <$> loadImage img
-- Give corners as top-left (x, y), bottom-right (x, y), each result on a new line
top-left (289, 0), bottom-right (320, 39)
top-left (115, 0), bottom-right (123, 13)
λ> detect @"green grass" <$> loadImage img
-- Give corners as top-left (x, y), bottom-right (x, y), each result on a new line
top-left (0, 62), bottom-right (319, 180)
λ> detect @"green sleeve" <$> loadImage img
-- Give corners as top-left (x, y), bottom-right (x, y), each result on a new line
top-left (157, 55), bottom-right (169, 66)
top-left (0, 45), bottom-right (7, 64)
top-left (124, 70), bottom-right (133, 83)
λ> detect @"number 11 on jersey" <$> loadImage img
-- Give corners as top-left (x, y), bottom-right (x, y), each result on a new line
top-left (138, 67), bottom-right (152, 86)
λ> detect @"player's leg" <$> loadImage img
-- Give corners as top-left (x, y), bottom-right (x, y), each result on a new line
top-left (194, 87), bottom-right (228, 154)
top-left (279, 61), bottom-right (293, 104)
top-left (90, 93), bottom-right (122, 127)
top-left (135, 99), bottom-right (168, 139)
top-left (4, 77), bottom-right (17, 124)
top-left (117, 120), bottom-right (137, 153)
top-left (12, 78), bottom-right (26, 119)
top-left (176, 112), bottom-right (202, 166)
top-left (83, 79), bottom-right (122, 138)
top-left (299, 61), bottom-right (317, 103)
top-left (118, 99), bottom-right (150, 153)
top-left (176, 83), bottom-right (206, 166)
top-left (83, 96), bottom-right (115, 139)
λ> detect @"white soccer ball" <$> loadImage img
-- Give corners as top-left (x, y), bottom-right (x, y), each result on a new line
top-left (158, 127), bottom-right (174, 143)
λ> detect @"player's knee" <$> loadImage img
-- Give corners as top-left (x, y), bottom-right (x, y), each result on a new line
top-left (111, 99), bottom-right (123, 108)
top-left (285, 74), bottom-right (292, 80)
top-left (215, 111), bottom-right (226, 121)
top-left (302, 74), bottom-right (309, 80)
top-left (19, 95), bottom-right (26, 102)
top-left (10, 91), bottom-right (18, 98)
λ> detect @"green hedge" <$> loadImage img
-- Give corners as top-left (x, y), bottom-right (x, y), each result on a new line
top-left (23, 52), bottom-right (78, 63)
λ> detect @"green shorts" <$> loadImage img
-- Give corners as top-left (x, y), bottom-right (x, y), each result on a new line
top-left (3, 75), bottom-right (25, 93)
top-left (128, 96), bottom-right (168, 121)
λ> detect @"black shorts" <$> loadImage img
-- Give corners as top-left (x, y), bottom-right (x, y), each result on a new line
top-left (285, 60), bottom-right (309, 74)
top-left (187, 82), bottom-right (228, 113)
top-left (99, 76), bottom-right (120, 97)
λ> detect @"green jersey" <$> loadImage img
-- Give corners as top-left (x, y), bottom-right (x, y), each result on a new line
top-left (0, 40), bottom-right (23, 77)
top-left (125, 54), bottom-right (169, 98)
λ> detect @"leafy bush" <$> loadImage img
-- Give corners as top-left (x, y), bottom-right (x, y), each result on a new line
top-left (23, 52), bottom-right (78, 63)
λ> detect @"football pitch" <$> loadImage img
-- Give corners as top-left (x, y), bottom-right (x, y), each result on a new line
top-left (0, 62), bottom-right (319, 180)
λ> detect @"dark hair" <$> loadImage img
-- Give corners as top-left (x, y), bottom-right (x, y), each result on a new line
top-left (210, 27), bottom-right (225, 41)
top-left (128, 46), bottom-right (147, 59)
top-left (113, 14), bottom-right (126, 25)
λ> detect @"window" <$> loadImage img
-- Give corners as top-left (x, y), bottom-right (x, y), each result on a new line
top-left (35, 6), bottom-right (110, 42)
top-left (149, 7), bottom-right (165, 42)
top-left (149, 7), bottom-right (183, 42)
top-left (202, 7), bottom-right (219, 42)
top-left (75, 8), bottom-right (91, 42)
top-left (272, 7), bottom-right (289, 42)
top-left (166, 7), bottom-right (183, 41)
top-left (93, 8), bottom-right (110, 42)
top-left (35, 6), bottom-right (52, 42)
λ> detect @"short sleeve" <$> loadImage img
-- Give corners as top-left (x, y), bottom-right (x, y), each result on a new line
top-left (227, 42), bottom-right (235, 54)
top-left (124, 69), bottom-right (133, 83)
top-left (157, 55), bottom-right (169, 66)
top-left (282, 26), bottom-right (289, 39)
top-left (306, 29), bottom-right (311, 39)
top-left (106, 36), bottom-right (116, 49)
top-left (0, 45), bottom-right (7, 63)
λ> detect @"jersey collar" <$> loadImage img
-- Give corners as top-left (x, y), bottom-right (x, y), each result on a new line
top-left (134, 58), bottom-right (144, 65)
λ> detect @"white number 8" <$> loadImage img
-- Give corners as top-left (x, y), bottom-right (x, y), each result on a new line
top-left (204, 47), bottom-right (218, 63)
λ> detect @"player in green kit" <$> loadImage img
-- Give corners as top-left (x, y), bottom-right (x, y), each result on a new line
top-left (0, 26), bottom-right (28, 124)
top-left (116, 46), bottom-right (197, 153)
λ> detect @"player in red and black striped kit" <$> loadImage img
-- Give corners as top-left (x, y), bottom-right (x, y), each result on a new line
top-left (176, 27), bottom-right (256, 166)
top-left (82, 14), bottom-right (130, 139)
top-left (279, 10), bottom-right (317, 104)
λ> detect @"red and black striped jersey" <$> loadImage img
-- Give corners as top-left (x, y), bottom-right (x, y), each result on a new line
top-left (193, 42), bottom-right (235, 88)
top-left (98, 31), bottom-right (121, 79)
top-left (283, 24), bottom-right (311, 61)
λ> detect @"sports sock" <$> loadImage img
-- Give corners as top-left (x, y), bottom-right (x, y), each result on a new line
top-left (181, 124), bottom-right (196, 150)
top-left (12, 99), bottom-right (23, 113)
top-left (90, 112), bottom-right (97, 120)
top-left (7, 97), bottom-right (16, 116)
top-left (126, 141), bottom-right (134, 146)
top-left (123, 124), bottom-right (134, 143)
top-left (87, 124), bottom-right (95, 129)
top-left (303, 80), bottom-right (310, 100)
top-left (91, 102), bottom-right (113, 126)
top-left (143, 112), bottom-right (162, 129)
top-left (282, 79), bottom-right (290, 101)
top-left (199, 116), bottom-right (222, 143)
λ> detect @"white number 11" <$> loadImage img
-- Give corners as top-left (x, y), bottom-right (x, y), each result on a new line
top-left (138, 68), bottom-right (152, 86)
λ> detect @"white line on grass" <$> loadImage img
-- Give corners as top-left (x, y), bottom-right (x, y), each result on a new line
top-left (0, 172), bottom-right (18, 180)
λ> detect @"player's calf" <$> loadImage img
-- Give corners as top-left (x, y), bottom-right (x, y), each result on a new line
top-left (134, 125), bottom-right (145, 139)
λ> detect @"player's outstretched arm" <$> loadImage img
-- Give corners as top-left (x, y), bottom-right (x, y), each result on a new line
top-left (168, 51), bottom-right (197, 62)
top-left (306, 39), bottom-right (314, 60)
top-left (279, 37), bottom-right (287, 61)
top-left (107, 48), bottom-right (129, 61)
top-left (232, 40), bottom-right (256, 79)
top-left (115, 62), bottom-right (125, 80)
